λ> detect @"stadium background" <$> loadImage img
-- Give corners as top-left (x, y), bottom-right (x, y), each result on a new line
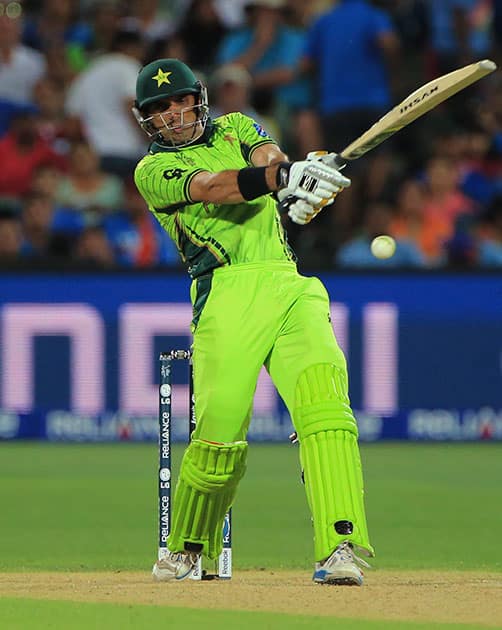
top-left (1, 2), bottom-right (501, 628)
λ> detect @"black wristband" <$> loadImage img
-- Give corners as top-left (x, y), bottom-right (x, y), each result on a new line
top-left (237, 167), bottom-right (270, 200)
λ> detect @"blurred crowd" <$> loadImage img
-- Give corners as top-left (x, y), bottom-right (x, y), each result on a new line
top-left (1, 0), bottom-right (502, 270)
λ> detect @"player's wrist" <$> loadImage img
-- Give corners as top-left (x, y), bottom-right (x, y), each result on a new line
top-left (236, 162), bottom-right (293, 201)
top-left (237, 163), bottom-right (288, 200)
top-left (236, 166), bottom-right (269, 200)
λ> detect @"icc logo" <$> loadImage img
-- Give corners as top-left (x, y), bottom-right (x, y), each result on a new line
top-left (160, 384), bottom-right (171, 397)
top-left (159, 468), bottom-right (171, 481)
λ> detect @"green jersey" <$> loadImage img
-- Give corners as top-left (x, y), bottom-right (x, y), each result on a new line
top-left (134, 112), bottom-right (295, 278)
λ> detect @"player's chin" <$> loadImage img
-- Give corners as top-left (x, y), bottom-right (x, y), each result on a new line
top-left (160, 131), bottom-right (184, 145)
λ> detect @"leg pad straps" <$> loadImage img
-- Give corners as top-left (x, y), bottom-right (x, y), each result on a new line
top-left (168, 439), bottom-right (247, 559)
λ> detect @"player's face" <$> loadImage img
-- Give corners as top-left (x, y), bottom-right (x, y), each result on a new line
top-left (143, 94), bottom-right (202, 145)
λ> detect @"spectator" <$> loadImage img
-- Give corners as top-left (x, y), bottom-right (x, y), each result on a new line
top-left (30, 164), bottom-right (62, 199)
top-left (145, 31), bottom-right (189, 66)
top-left (390, 177), bottom-right (448, 266)
top-left (213, 0), bottom-right (249, 28)
top-left (390, 160), bottom-right (474, 266)
top-left (176, 0), bottom-right (228, 76)
top-left (0, 111), bottom-right (66, 199)
top-left (336, 200), bottom-right (425, 268)
top-left (0, 203), bottom-right (22, 259)
top-left (20, 192), bottom-right (58, 258)
top-left (21, 0), bottom-right (92, 73)
top-left (425, 0), bottom-right (493, 77)
top-left (209, 64), bottom-right (280, 138)
top-left (0, 11), bottom-right (46, 134)
top-left (79, 1), bottom-right (124, 63)
top-left (217, 0), bottom-right (307, 121)
top-left (443, 219), bottom-right (479, 268)
top-left (300, 0), bottom-right (400, 245)
top-left (55, 141), bottom-right (124, 214)
top-left (458, 118), bottom-right (499, 206)
top-left (477, 194), bottom-right (502, 265)
top-left (378, 1), bottom-right (429, 97)
top-left (301, 0), bottom-right (400, 155)
top-left (122, 0), bottom-right (175, 43)
top-left (104, 181), bottom-right (180, 267)
top-left (423, 155), bottom-right (475, 224)
top-left (65, 26), bottom-right (147, 178)
top-left (32, 76), bottom-right (71, 152)
top-left (74, 223), bottom-right (116, 267)
top-left (279, 0), bottom-right (323, 157)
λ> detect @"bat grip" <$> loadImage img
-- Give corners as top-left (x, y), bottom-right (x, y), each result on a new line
top-left (333, 154), bottom-right (347, 169)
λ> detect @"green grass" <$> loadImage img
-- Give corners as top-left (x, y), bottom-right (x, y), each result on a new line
top-left (0, 442), bottom-right (501, 572)
top-left (0, 599), bottom-right (495, 630)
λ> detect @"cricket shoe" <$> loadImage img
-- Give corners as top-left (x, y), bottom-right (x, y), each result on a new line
top-left (152, 551), bottom-right (200, 582)
top-left (313, 541), bottom-right (371, 586)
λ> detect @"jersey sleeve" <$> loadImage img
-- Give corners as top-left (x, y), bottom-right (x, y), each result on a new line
top-left (227, 112), bottom-right (277, 162)
top-left (134, 153), bottom-right (205, 211)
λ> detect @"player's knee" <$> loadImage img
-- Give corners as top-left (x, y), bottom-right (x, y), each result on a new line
top-left (293, 363), bottom-right (358, 440)
top-left (196, 392), bottom-right (252, 442)
top-left (181, 439), bottom-right (248, 494)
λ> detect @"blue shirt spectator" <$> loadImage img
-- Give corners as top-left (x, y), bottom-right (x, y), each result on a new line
top-left (104, 211), bottom-right (180, 268)
top-left (427, 0), bottom-right (492, 56)
top-left (426, 0), bottom-right (493, 73)
top-left (303, 0), bottom-right (398, 116)
top-left (478, 239), bottom-right (502, 265)
top-left (217, 0), bottom-right (310, 110)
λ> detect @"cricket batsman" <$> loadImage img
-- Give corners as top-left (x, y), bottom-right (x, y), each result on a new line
top-left (133, 58), bottom-right (374, 585)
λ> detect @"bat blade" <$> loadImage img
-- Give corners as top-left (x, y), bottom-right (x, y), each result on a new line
top-left (339, 59), bottom-right (497, 162)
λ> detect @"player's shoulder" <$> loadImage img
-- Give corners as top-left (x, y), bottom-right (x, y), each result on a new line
top-left (213, 112), bottom-right (273, 141)
top-left (135, 148), bottom-right (177, 171)
top-left (134, 150), bottom-right (176, 188)
top-left (213, 111), bottom-right (255, 129)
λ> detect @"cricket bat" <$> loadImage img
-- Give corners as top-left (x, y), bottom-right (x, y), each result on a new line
top-left (333, 59), bottom-right (497, 166)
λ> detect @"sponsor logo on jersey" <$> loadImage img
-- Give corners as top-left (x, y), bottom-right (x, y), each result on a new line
top-left (163, 168), bottom-right (186, 180)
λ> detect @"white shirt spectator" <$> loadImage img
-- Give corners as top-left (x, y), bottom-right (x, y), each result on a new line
top-left (0, 45), bottom-right (46, 104)
top-left (66, 52), bottom-right (146, 160)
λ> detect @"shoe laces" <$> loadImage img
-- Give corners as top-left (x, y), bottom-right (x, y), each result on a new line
top-left (331, 541), bottom-right (372, 569)
top-left (167, 551), bottom-right (198, 566)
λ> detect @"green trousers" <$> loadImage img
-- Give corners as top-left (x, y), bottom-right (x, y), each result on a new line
top-left (190, 261), bottom-right (347, 442)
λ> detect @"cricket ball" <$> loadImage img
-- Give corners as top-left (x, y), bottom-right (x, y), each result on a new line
top-left (370, 234), bottom-right (396, 259)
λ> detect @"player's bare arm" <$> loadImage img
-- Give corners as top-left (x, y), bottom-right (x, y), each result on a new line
top-left (188, 163), bottom-right (283, 204)
top-left (250, 142), bottom-right (288, 167)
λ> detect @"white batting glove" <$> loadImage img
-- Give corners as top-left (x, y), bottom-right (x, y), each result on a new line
top-left (277, 159), bottom-right (351, 207)
top-left (276, 189), bottom-right (333, 225)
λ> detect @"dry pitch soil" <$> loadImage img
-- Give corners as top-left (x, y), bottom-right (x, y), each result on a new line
top-left (1, 570), bottom-right (502, 627)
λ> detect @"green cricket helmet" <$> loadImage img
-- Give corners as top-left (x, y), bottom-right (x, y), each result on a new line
top-left (133, 58), bottom-right (209, 146)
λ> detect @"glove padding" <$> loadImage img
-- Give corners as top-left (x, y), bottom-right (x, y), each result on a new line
top-left (277, 153), bottom-right (350, 225)
top-left (278, 159), bottom-right (350, 207)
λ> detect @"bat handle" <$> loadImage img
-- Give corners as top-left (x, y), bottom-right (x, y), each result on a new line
top-left (334, 155), bottom-right (347, 169)
top-left (306, 150), bottom-right (347, 170)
